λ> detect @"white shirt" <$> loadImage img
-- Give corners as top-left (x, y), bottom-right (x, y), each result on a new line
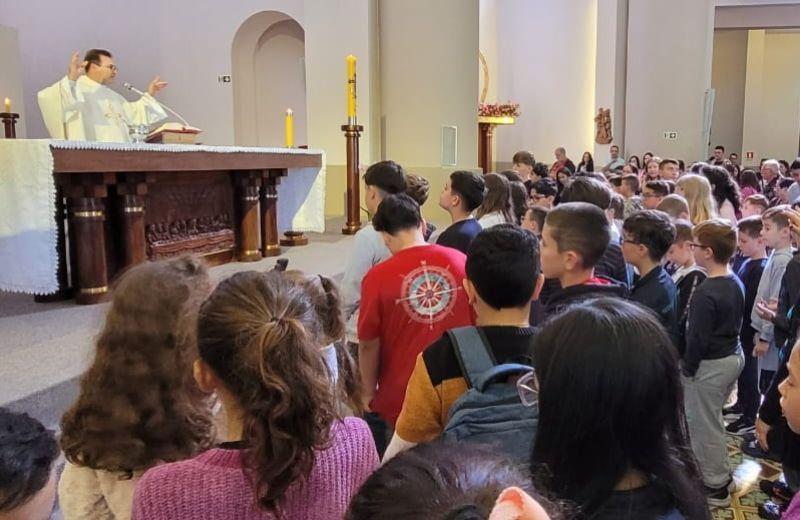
top-left (37, 75), bottom-right (167, 142)
top-left (719, 199), bottom-right (737, 223)
top-left (477, 211), bottom-right (508, 229)
top-left (341, 224), bottom-right (391, 343)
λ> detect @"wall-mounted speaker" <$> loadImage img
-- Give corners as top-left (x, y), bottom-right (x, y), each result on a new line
top-left (441, 126), bottom-right (457, 166)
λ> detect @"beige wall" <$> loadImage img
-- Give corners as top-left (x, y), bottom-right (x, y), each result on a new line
top-left (625, 0), bottom-right (715, 161)
top-left (378, 0), bottom-right (479, 226)
top-left (594, 0), bottom-right (628, 163)
top-left (710, 30), bottom-right (748, 156)
top-left (0, 25), bottom-right (26, 138)
top-left (742, 29), bottom-right (800, 164)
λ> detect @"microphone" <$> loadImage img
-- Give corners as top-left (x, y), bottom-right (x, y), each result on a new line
top-left (123, 82), bottom-right (191, 127)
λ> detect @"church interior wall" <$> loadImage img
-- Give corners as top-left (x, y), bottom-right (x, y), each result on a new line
top-left (710, 29), bottom-right (749, 158)
top-left (0, 25), bottom-right (26, 138)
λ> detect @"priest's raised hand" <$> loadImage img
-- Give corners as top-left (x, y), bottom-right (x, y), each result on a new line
top-left (67, 51), bottom-right (88, 82)
top-left (148, 76), bottom-right (168, 97)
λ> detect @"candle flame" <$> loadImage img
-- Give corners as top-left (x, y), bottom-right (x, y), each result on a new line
top-left (286, 108), bottom-right (293, 115)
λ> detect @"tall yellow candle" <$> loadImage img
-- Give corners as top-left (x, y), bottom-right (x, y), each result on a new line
top-left (346, 55), bottom-right (356, 120)
top-left (285, 108), bottom-right (294, 148)
top-left (3, 98), bottom-right (9, 113)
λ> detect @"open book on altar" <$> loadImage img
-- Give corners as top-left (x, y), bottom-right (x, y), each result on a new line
top-left (146, 122), bottom-right (203, 144)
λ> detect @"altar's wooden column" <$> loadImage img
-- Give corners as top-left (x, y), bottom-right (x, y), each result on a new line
top-left (260, 169), bottom-right (287, 257)
top-left (117, 174), bottom-right (149, 268)
top-left (477, 116), bottom-right (516, 173)
top-left (234, 172), bottom-right (262, 262)
top-left (67, 190), bottom-right (109, 305)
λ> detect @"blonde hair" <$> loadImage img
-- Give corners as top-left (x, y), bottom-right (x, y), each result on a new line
top-left (676, 174), bottom-right (717, 225)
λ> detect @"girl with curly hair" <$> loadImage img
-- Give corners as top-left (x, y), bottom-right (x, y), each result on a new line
top-left (58, 256), bottom-right (216, 519)
top-left (701, 164), bottom-right (741, 222)
top-left (132, 270), bottom-right (378, 519)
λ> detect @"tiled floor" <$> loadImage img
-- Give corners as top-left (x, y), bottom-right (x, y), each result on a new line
top-left (712, 435), bottom-right (784, 519)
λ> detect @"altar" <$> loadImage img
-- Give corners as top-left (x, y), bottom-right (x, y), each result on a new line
top-left (0, 140), bottom-right (326, 304)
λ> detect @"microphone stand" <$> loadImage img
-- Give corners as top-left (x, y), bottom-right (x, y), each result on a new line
top-left (122, 82), bottom-right (191, 127)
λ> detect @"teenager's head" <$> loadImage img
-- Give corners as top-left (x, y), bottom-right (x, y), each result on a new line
top-left (405, 173), bottom-right (430, 208)
top-left (530, 178), bottom-right (557, 209)
top-left (639, 180), bottom-right (668, 210)
top-left (645, 158), bottom-right (661, 180)
top-left (659, 159), bottom-right (680, 182)
top-left (556, 168), bottom-right (572, 188)
top-left (531, 298), bottom-right (706, 519)
top-left (465, 224), bottom-right (543, 314)
top-left (558, 176), bottom-right (611, 211)
top-left (700, 164), bottom-right (741, 216)
top-left (737, 216), bottom-right (766, 259)
top-left (691, 219), bottom-right (737, 269)
top-left (363, 160), bottom-right (406, 214)
top-left (440, 170), bottom-right (485, 216)
top-left (0, 409), bottom-right (59, 520)
top-left (375, 195), bottom-right (426, 253)
top-left (779, 342), bottom-right (800, 436)
top-left (739, 169), bottom-right (761, 191)
top-left (347, 441), bottom-right (557, 520)
top-left (761, 205), bottom-right (792, 250)
top-left (742, 194), bottom-right (769, 218)
top-left (196, 270), bottom-right (336, 511)
top-left (609, 193), bottom-right (625, 221)
top-left (60, 256), bottom-right (215, 474)
top-left (656, 194), bottom-right (690, 221)
top-left (532, 162), bottom-right (549, 182)
top-left (524, 206), bottom-right (549, 237)
top-left (476, 172), bottom-right (514, 224)
top-left (509, 179), bottom-right (530, 225)
top-left (620, 174), bottom-right (639, 198)
top-left (675, 174), bottom-right (716, 225)
top-left (628, 155), bottom-right (641, 171)
top-left (541, 202), bottom-right (610, 281)
top-left (513, 151), bottom-right (536, 179)
top-left (665, 219), bottom-right (695, 267)
top-left (622, 210), bottom-right (676, 266)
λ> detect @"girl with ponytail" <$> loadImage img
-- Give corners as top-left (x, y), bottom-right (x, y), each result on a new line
top-left (132, 270), bottom-right (378, 519)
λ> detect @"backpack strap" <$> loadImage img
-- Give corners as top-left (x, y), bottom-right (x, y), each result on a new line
top-left (474, 363), bottom-right (533, 392)
top-left (448, 326), bottom-right (496, 389)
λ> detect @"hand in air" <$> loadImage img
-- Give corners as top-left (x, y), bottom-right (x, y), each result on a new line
top-left (68, 51), bottom-right (87, 81)
top-left (147, 76), bottom-right (168, 97)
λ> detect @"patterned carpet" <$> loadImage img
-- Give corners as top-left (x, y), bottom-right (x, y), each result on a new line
top-left (712, 434), bottom-right (784, 519)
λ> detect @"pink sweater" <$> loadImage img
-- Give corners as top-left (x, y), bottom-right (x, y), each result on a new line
top-left (132, 417), bottom-right (378, 520)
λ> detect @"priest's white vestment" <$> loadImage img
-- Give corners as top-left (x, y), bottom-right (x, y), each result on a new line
top-left (37, 75), bottom-right (167, 142)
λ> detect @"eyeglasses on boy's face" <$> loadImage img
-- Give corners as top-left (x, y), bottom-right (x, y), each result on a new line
top-left (688, 242), bottom-right (711, 250)
top-left (516, 370), bottom-right (539, 407)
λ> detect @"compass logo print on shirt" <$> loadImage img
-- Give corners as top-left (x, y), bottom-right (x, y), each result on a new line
top-left (396, 261), bottom-right (460, 328)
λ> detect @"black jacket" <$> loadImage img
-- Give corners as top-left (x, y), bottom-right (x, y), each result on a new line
top-left (543, 277), bottom-right (629, 321)
top-left (630, 266), bottom-right (679, 348)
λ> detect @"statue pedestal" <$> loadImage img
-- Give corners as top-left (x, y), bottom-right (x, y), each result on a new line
top-left (477, 116), bottom-right (515, 173)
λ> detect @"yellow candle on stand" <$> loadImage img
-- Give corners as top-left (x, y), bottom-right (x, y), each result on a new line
top-left (346, 55), bottom-right (356, 120)
top-left (285, 108), bottom-right (294, 148)
top-left (3, 98), bottom-right (10, 113)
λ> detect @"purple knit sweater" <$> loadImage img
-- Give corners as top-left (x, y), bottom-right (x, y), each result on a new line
top-left (132, 417), bottom-right (378, 520)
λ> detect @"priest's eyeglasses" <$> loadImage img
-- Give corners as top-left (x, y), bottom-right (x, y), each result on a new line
top-left (91, 63), bottom-right (118, 72)
top-left (516, 370), bottom-right (539, 407)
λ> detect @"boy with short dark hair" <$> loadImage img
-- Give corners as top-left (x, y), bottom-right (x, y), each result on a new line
top-left (723, 216), bottom-right (768, 435)
top-left (436, 170), bottom-right (485, 254)
top-left (621, 210), bottom-right (679, 343)
top-left (359, 194), bottom-right (473, 441)
top-left (683, 219), bottom-right (745, 507)
top-left (342, 160), bottom-right (406, 344)
top-left (529, 178), bottom-right (557, 209)
top-left (522, 206), bottom-right (549, 237)
top-left (540, 202), bottom-right (627, 319)
top-left (666, 220), bottom-right (707, 355)
top-left (386, 225), bottom-right (544, 461)
top-left (642, 180), bottom-right (670, 209)
top-left (0, 408), bottom-right (59, 520)
top-left (620, 174), bottom-right (643, 218)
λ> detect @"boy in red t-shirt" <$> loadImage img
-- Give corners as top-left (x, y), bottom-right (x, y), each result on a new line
top-left (358, 194), bottom-right (473, 431)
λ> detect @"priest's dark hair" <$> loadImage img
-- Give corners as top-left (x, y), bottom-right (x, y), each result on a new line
top-left (363, 160), bottom-right (406, 195)
top-left (84, 49), bottom-right (113, 71)
top-left (372, 194), bottom-right (422, 236)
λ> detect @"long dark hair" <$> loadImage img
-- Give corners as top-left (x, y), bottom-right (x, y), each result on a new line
top-left (578, 152), bottom-right (594, 172)
top-left (197, 270), bottom-right (337, 512)
top-left (530, 298), bottom-right (708, 520)
top-left (476, 172), bottom-right (514, 223)
top-left (739, 168), bottom-right (761, 191)
top-left (701, 164), bottom-right (741, 215)
top-left (60, 257), bottom-right (215, 474)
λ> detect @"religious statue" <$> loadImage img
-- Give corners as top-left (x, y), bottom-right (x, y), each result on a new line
top-left (595, 108), bottom-right (613, 145)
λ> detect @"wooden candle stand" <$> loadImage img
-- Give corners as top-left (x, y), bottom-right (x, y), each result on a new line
top-left (342, 123), bottom-right (363, 235)
top-left (1, 113), bottom-right (19, 138)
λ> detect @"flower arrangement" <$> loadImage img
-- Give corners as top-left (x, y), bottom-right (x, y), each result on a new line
top-left (478, 102), bottom-right (520, 118)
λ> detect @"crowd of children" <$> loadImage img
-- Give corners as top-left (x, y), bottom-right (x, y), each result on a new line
top-left (5, 152), bottom-right (800, 520)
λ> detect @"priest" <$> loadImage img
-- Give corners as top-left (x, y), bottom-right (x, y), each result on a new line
top-left (37, 49), bottom-right (168, 142)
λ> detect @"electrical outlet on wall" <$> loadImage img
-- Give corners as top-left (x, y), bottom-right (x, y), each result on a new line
top-left (218, 75), bottom-right (232, 83)
top-left (662, 131), bottom-right (678, 140)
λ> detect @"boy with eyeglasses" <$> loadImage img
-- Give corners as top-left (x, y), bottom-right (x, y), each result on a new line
top-left (683, 219), bottom-right (745, 507)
